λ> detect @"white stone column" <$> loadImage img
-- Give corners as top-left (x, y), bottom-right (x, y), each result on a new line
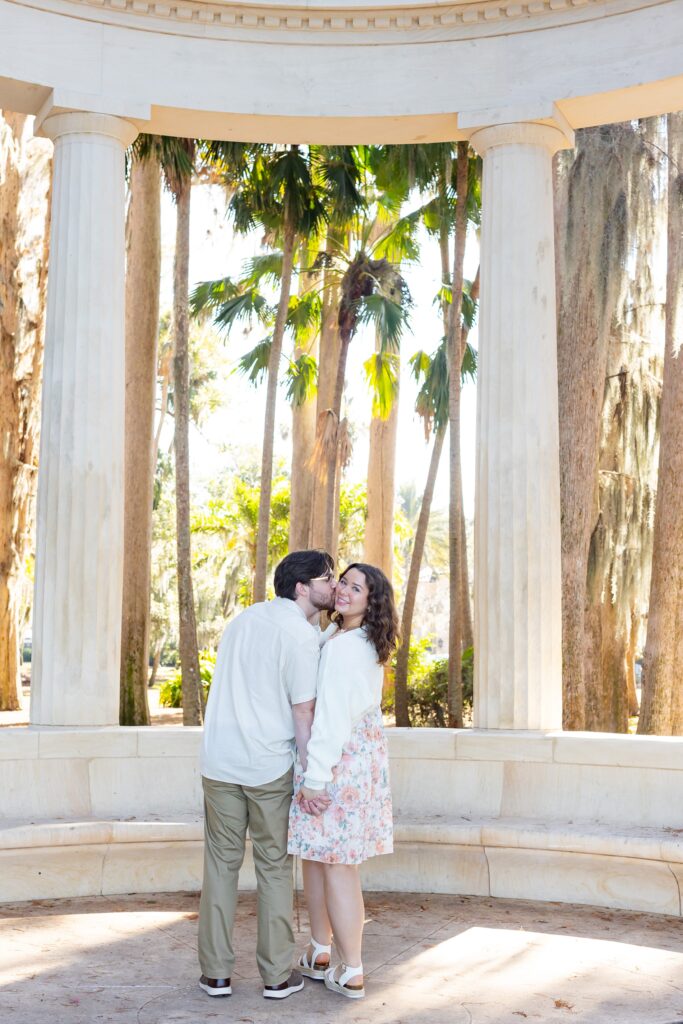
top-left (470, 122), bottom-right (571, 730)
top-left (30, 112), bottom-right (137, 727)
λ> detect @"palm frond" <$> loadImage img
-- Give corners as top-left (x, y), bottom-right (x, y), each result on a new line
top-left (214, 288), bottom-right (271, 334)
top-left (356, 293), bottom-right (409, 353)
top-left (242, 252), bottom-right (284, 288)
top-left (363, 351), bottom-right (400, 419)
top-left (461, 341), bottom-right (477, 383)
top-left (287, 292), bottom-right (322, 345)
top-left (189, 277), bottom-right (240, 319)
top-left (237, 337), bottom-right (273, 385)
top-left (286, 353), bottom-right (318, 407)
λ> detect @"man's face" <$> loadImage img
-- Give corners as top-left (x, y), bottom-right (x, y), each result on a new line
top-left (306, 571), bottom-right (337, 612)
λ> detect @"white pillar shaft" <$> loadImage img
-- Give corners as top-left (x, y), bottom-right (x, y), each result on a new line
top-left (472, 123), bottom-right (568, 730)
top-left (31, 113), bottom-right (137, 726)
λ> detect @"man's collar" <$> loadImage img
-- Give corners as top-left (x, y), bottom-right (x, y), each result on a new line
top-left (272, 596), bottom-right (308, 621)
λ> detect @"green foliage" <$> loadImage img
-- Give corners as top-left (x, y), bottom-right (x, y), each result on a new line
top-left (159, 649), bottom-right (217, 708)
top-left (286, 353), bottom-right (318, 407)
top-left (238, 337), bottom-right (273, 386)
top-left (384, 637), bottom-right (474, 726)
top-left (363, 351), bottom-right (400, 419)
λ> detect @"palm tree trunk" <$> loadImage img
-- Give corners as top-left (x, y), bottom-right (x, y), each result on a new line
top-left (173, 175), bottom-right (203, 726)
top-left (460, 484), bottom-right (473, 650)
top-left (119, 154), bottom-right (160, 726)
top-left (0, 113), bottom-right (51, 712)
top-left (364, 334), bottom-right (399, 578)
top-left (289, 247), bottom-right (319, 551)
top-left (323, 334), bottom-right (350, 552)
top-left (310, 254), bottom-right (341, 549)
top-left (253, 223), bottom-right (296, 601)
top-left (447, 143), bottom-right (469, 728)
top-left (638, 111), bottom-right (683, 735)
top-left (394, 425), bottom-right (446, 726)
top-left (289, 367), bottom-right (317, 550)
top-left (459, 266), bottom-right (479, 654)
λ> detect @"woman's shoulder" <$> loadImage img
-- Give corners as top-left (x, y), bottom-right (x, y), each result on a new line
top-left (322, 627), bottom-right (379, 664)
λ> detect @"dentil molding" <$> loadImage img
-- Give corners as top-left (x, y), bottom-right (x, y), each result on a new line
top-left (6, 0), bottom-right (670, 42)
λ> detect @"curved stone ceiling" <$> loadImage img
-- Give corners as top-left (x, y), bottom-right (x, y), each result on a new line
top-left (0, 0), bottom-right (681, 141)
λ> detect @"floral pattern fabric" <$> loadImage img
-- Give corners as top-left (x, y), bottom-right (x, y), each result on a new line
top-left (287, 705), bottom-right (393, 865)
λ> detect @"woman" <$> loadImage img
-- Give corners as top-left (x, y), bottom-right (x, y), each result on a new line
top-left (287, 562), bottom-right (399, 1000)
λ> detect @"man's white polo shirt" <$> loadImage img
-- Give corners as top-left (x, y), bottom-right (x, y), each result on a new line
top-left (201, 597), bottom-right (319, 787)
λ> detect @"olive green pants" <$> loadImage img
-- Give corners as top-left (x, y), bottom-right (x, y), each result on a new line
top-left (198, 768), bottom-right (294, 986)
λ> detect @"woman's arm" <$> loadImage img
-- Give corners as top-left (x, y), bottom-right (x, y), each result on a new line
top-left (303, 637), bottom-right (375, 791)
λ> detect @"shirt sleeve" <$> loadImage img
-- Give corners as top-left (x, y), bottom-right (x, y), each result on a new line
top-left (303, 637), bottom-right (374, 790)
top-left (283, 630), bottom-right (319, 706)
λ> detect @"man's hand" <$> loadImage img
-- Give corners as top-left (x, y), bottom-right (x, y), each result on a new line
top-left (298, 786), bottom-right (331, 817)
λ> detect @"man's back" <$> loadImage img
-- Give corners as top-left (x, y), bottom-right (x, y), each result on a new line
top-left (201, 598), bottom-right (319, 787)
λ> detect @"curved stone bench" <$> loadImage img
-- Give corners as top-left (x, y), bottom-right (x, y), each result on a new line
top-left (2, 727), bottom-right (682, 912)
top-left (2, 814), bottom-right (681, 916)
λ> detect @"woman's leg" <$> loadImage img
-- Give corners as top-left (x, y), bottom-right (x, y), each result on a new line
top-left (302, 860), bottom-right (332, 965)
top-left (323, 864), bottom-right (364, 981)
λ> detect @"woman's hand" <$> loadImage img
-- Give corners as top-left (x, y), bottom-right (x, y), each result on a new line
top-left (298, 785), bottom-right (331, 816)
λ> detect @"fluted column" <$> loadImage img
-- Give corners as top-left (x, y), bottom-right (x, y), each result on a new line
top-left (31, 112), bottom-right (137, 726)
top-left (471, 122), bottom-right (571, 730)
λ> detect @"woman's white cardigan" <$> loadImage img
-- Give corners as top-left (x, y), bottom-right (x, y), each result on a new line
top-left (303, 626), bottom-right (383, 791)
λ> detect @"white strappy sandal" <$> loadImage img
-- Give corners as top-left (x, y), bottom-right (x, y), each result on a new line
top-left (297, 937), bottom-right (332, 981)
top-left (324, 962), bottom-right (365, 999)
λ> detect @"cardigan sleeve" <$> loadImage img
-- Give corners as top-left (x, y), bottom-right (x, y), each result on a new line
top-left (303, 633), bottom-right (376, 790)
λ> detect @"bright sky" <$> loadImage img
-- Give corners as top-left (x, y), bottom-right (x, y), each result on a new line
top-left (159, 184), bottom-right (478, 520)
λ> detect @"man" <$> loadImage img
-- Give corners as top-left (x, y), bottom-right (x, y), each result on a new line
top-left (198, 549), bottom-right (336, 1000)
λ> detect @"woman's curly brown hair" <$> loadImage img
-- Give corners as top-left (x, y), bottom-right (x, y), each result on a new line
top-left (334, 562), bottom-right (400, 665)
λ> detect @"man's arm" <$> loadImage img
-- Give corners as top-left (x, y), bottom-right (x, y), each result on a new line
top-left (292, 698), bottom-right (316, 771)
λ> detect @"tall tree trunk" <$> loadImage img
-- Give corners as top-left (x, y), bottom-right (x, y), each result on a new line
top-left (289, 366), bottom-right (317, 551)
top-left (638, 112), bottom-right (683, 735)
top-left (363, 336), bottom-right (399, 579)
top-left (289, 250), bottom-right (319, 551)
top-left (394, 426), bottom-right (446, 726)
top-left (460, 484), bottom-right (473, 650)
top-left (459, 266), bottom-right (479, 654)
top-left (253, 223), bottom-right (296, 601)
top-left (0, 112), bottom-right (51, 711)
top-left (173, 175), bottom-right (203, 726)
top-left (582, 118), bottom-right (666, 732)
top-left (447, 143), bottom-right (469, 728)
top-left (119, 155), bottom-right (160, 726)
top-left (310, 255), bottom-right (341, 550)
top-left (556, 124), bottom-right (647, 729)
top-left (322, 333), bottom-right (350, 553)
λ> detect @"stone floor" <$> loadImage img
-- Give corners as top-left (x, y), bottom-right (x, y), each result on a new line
top-left (1, 891), bottom-right (682, 1024)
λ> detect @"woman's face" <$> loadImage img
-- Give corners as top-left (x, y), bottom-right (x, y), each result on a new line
top-left (334, 567), bottom-right (369, 621)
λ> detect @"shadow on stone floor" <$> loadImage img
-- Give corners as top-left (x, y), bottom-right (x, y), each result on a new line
top-left (1, 891), bottom-right (683, 1024)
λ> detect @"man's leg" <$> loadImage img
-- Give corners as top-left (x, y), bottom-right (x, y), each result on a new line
top-left (198, 776), bottom-right (248, 980)
top-left (245, 768), bottom-right (295, 986)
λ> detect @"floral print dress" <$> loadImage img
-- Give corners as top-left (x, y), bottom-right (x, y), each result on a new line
top-left (287, 629), bottom-right (393, 866)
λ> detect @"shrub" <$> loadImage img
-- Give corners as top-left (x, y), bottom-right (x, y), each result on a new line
top-left (384, 637), bottom-right (474, 727)
top-left (159, 649), bottom-right (216, 708)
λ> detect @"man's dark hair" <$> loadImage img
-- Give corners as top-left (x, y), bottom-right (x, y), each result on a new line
top-left (273, 549), bottom-right (335, 600)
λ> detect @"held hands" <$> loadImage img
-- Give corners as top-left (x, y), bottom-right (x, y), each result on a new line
top-left (298, 785), bottom-right (331, 817)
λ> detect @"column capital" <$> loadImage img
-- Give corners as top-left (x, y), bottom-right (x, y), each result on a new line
top-left (36, 111), bottom-right (138, 149)
top-left (470, 121), bottom-right (573, 157)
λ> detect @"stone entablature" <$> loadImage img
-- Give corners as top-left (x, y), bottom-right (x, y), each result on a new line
top-left (5, 0), bottom-right (660, 41)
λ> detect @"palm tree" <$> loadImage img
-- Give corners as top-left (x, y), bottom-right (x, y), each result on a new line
top-left (393, 293), bottom-right (478, 726)
top-left (165, 137), bottom-right (205, 726)
top-left (200, 143), bottom-right (327, 601)
top-left (120, 139), bottom-right (160, 727)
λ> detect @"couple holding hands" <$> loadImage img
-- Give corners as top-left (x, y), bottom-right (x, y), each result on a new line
top-left (198, 549), bottom-right (399, 1002)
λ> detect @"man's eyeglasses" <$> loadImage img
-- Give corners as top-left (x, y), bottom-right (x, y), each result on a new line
top-left (307, 572), bottom-right (335, 583)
